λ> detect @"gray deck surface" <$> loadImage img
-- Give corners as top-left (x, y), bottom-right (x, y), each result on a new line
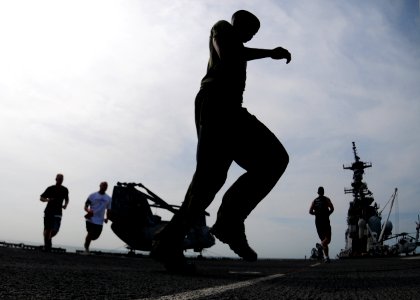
top-left (1, 245), bottom-right (419, 299)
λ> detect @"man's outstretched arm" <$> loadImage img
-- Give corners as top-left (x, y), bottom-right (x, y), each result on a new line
top-left (243, 47), bottom-right (291, 63)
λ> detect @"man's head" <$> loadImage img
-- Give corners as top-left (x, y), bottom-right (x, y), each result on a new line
top-left (231, 10), bottom-right (260, 43)
top-left (99, 181), bottom-right (108, 194)
top-left (55, 174), bottom-right (64, 186)
top-left (318, 186), bottom-right (324, 196)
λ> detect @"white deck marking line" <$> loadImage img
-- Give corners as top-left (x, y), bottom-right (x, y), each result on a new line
top-left (402, 255), bottom-right (420, 260)
top-left (140, 273), bottom-right (284, 300)
top-left (310, 262), bottom-right (321, 267)
top-left (228, 271), bottom-right (262, 275)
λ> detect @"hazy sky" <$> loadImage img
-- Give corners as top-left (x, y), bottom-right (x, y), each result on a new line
top-left (1, 0), bottom-right (419, 259)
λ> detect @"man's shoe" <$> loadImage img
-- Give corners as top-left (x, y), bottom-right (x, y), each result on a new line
top-left (211, 222), bottom-right (257, 262)
top-left (324, 257), bottom-right (331, 263)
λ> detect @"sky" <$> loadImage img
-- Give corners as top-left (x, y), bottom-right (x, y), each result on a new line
top-left (0, 0), bottom-right (419, 259)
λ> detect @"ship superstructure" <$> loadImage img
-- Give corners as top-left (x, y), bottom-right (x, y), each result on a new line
top-left (340, 142), bottom-right (393, 257)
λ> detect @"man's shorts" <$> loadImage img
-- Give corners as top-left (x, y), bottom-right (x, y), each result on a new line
top-left (86, 221), bottom-right (103, 240)
top-left (44, 214), bottom-right (62, 232)
top-left (315, 218), bottom-right (331, 241)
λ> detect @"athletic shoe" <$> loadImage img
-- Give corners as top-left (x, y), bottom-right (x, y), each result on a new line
top-left (211, 222), bottom-right (257, 262)
top-left (324, 257), bottom-right (331, 263)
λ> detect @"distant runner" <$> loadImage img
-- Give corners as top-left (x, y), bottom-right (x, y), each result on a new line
top-left (309, 186), bottom-right (334, 263)
top-left (40, 173), bottom-right (69, 252)
top-left (83, 181), bottom-right (112, 253)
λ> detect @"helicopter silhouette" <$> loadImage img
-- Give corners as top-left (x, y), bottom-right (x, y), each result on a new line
top-left (385, 215), bottom-right (420, 256)
top-left (109, 182), bottom-right (215, 255)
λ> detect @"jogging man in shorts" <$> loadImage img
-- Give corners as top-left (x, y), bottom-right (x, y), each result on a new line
top-left (309, 186), bottom-right (334, 262)
top-left (40, 173), bottom-right (69, 252)
top-left (83, 181), bottom-right (112, 253)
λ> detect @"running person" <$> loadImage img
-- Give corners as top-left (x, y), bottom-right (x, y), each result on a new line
top-left (309, 186), bottom-right (334, 262)
top-left (40, 173), bottom-right (69, 252)
top-left (83, 181), bottom-right (112, 253)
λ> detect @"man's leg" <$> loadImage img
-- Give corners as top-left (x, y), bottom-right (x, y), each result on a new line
top-left (322, 238), bottom-right (329, 256)
top-left (84, 222), bottom-right (92, 252)
top-left (84, 233), bottom-right (91, 252)
top-left (43, 229), bottom-right (52, 251)
top-left (49, 216), bottom-right (61, 248)
top-left (84, 223), bottom-right (102, 252)
top-left (213, 110), bottom-right (289, 259)
top-left (151, 123), bottom-right (232, 271)
top-left (43, 214), bottom-right (55, 251)
top-left (317, 219), bottom-right (331, 262)
top-left (321, 226), bottom-right (331, 262)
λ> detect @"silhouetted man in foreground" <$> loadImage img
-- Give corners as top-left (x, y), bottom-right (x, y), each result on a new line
top-left (152, 10), bottom-right (290, 272)
top-left (309, 186), bottom-right (334, 263)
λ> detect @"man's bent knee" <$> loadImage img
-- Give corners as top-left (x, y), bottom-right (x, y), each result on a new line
top-left (269, 148), bottom-right (289, 181)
